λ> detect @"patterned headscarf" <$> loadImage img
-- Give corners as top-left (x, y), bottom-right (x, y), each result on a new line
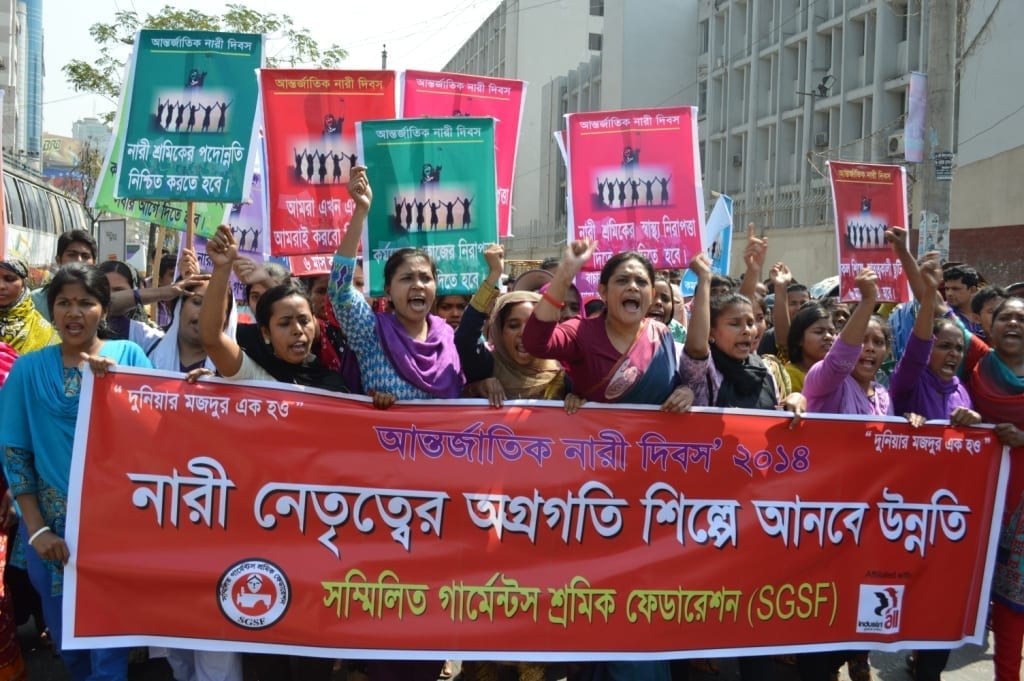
top-left (0, 259), bottom-right (59, 354)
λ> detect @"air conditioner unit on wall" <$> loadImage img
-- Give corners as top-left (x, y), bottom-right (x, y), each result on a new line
top-left (888, 133), bottom-right (905, 156)
top-left (814, 131), bottom-right (829, 147)
top-left (732, 153), bottom-right (743, 167)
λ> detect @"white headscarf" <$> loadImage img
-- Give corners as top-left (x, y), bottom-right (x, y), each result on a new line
top-left (147, 295), bottom-right (238, 373)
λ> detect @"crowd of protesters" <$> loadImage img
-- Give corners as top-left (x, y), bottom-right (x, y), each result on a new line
top-left (0, 167), bottom-right (1022, 681)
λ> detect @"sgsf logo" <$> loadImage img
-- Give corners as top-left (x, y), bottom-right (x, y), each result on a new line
top-left (856, 584), bottom-right (904, 634)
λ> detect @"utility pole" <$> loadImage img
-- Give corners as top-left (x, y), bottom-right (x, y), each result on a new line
top-left (919, 0), bottom-right (957, 262)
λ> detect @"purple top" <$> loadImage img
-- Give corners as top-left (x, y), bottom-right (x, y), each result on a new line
top-left (889, 333), bottom-right (973, 419)
top-left (804, 337), bottom-right (893, 416)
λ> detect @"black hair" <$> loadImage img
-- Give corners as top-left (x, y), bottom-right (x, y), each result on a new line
top-left (787, 283), bottom-right (809, 295)
top-left (991, 295), bottom-right (1024, 322)
top-left (787, 302), bottom-right (832, 364)
top-left (943, 264), bottom-right (980, 289)
top-left (244, 262), bottom-right (291, 306)
top-left (540, 257), bottom-right (560, 272)
top-left (709, 274), bottom-right (734, 293)
top-left (47, 263), bottom-right (111, 320)
top-left (598, 251), bottom-right (655, 288)
top-left (98, 260), bottom-right (142, 290)
top-left (709, 292), bottom-right (754, 328)
top-left (383, 248), bottom-right (437, 288)
top-left (254, 283), bottom-right (313, 329)
top-left (56, 229), bottom-right (97, 261)
top-left (971, 285), bottom-right (1008, 315)
top-left (652, 273), bottom-right (676, 323)
top-left (584, 299), bottom-right (606, 317)
top-left (159, 254), bottom-right (177, 279)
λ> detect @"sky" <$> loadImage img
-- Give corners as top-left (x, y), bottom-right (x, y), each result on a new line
top-left (42, 0), bottom-right (503, 137)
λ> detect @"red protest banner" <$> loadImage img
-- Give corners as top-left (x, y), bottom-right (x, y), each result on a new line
top-left (401, 71), bottom-right (526, 239)
top-left (259, 70), bottom-right (396, 258)
top-left (828, 161), bottom-right (911, 303)
top-left (565, 107), bottom-right (704, 293)
top-left (65, 369), bottom-right (1004, 660)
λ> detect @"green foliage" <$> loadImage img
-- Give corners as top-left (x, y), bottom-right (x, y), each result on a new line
top-left (62, 3), bottom-right (348, 109)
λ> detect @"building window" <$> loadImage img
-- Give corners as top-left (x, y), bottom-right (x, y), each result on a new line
top-left (588, 33), bottom-right (603, 51)
top-left (590, 0), bottom-right (604, 17)
top-left (699, 20), bottom-right (710, 53)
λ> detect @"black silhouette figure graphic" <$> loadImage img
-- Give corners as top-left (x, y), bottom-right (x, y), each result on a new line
top-left (236, 227), bottom-right (249, 251)
top-left (304, 151), bottom-right (315, 183)
top-left (317, 151), bottom-right (329, 185)
top-left (216, 101), bottom-right (231, 133)
top-left (164, 101), bottom-right (176, 129)
top-left (629, 179), bottom-right (640, 207)
top-left (414, 200), bottom-right (428, 231)
top-left (458, 196), bottom-right (473, 228)
top-left (597, 178), bottom-right (607, 205)
top-left (331, 153), bottom-right (344, 183)
top-left (642, 178), bottom-right (656, 206)
top-left (293, 148), bottom-right (305, 181)
top-left (200, 104), bottom-right (215, 133)
top-left (404, 201), bottom-right (414, 230)
top-left (156, 99), bottom-right (169, 128)
top-left (616, 180), bottom-right (627, 208)
top-left (442, 200), bottom-right (457, 230)
top-left (605, 178), bottom-right (616, 206)
top-left (428, 201), bottom-right (441, 230)
top-left (344, 152), bottom-right (358, 171)
top-left (394, 198), bottom-right (406, 229)
top-left (187, 103), bottom-right (199, 132)
top-left (656, 175), bottom-right (671, 205)
top-left (174, 102), bottom-right (187, 132)
top-left (186, 69), bottom-right (207, 88)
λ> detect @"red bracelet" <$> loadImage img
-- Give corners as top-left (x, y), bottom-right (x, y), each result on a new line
top-left (542, 291), bottom-right (565, 309)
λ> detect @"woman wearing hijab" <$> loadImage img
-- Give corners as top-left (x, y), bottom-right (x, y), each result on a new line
top-left (0, 258), bottom-right (58, 354)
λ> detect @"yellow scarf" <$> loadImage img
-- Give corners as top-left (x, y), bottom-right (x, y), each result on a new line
top-left (0, 288), bottom-right (60, 354)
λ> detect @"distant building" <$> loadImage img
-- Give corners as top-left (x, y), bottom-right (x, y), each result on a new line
top-left (22, 0), bottom-right (40, 165)
top-left (72, 116), bottom-right (111, 151)
top-left (0, 0), bottom-right (22, 160)
top-left (443, 0), bottom-right (604, 257)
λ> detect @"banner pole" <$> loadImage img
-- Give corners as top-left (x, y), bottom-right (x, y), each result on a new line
top-left (150, 224), bottom-right (166, 321)
top-left (185, 201), bottom-right (195, 252)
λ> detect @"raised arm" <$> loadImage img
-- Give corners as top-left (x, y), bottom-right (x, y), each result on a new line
top-left (885, 227), bottom-right (946, 313)
top-left (199, 225), bottom-right (244, 376)
top-left (684, 253), bottom-right (714, 359)
top-left (532, 239), bottom-right (595, 322)
top-left (738, 222), bottom-right (767, 301)
top-left (840, 267), bottom-right (879, 348)
top-left (338, 166), bottom-right (371, 258)
top-left (768, 262), bottom-right (794, 353)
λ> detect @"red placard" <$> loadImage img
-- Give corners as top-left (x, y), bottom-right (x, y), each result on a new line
top-left (65, 369), bottom-right (1005, 660)
top-left (260, 70), bottom-right (396, 258)
top-left (402, 71), bottom-right (526, 238)
top-left (566, 108), bottom-right (704, 292)
top-left (828, 161), bottom-right (911, 303)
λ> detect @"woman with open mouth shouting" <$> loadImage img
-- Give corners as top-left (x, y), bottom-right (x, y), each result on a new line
top-left (965, 293), bottom-right (1024, 681)
top-left (329, 166), bottom-right (463, 415)
top-left (1, 263), bottom-right (152, 681)
top-left (520, 240), bottom-right (692, 680)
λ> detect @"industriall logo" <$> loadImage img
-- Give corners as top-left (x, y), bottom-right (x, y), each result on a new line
top-left (217, 558), bottom-right (291, 630)
top-left (856, 584), bottom-right (904, 634)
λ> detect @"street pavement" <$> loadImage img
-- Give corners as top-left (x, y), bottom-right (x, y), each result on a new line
top-left (21, 623), bottom-right (1000, 681)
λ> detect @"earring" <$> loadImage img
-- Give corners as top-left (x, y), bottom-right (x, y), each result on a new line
top-left (709, 337), bottom-right (716, 344)
top-left (263, 336), bottom-right (271, 345)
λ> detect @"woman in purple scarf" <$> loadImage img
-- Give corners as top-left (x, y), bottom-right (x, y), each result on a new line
top-left (328, 167), bottom-right (463, 412)
top-left (888, 249), bottom-right (980, 681)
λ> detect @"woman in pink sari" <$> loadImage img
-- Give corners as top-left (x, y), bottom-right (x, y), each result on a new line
top-left (963, 296), bottom-right (1024, 681)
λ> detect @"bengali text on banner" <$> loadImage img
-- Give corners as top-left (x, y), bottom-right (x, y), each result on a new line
top-left (65, 369), bottom-right (1005, 660)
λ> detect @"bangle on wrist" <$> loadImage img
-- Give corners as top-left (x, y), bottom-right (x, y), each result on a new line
top-left (542, 291), bottom-right (565, 309)
top-left (28, 526), bottom-right (51, 546)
